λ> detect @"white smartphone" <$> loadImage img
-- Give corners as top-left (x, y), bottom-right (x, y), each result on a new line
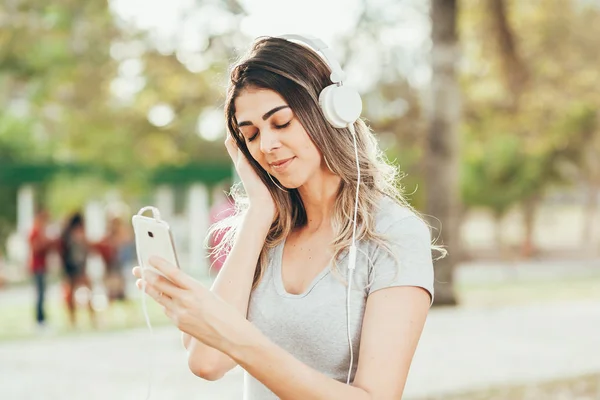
top-left (132, 214), bottom-right (180, 277)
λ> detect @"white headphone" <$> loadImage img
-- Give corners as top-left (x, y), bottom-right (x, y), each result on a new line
top-left (277, 34), bottom-right (363, 129)
top-left (279, 34), bottom-right (362, 385)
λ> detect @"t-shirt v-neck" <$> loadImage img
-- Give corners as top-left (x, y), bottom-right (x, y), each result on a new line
top-left (273, 238), bottom-right (332, 299)
top-left (245, 196), bottom-right (435, 399)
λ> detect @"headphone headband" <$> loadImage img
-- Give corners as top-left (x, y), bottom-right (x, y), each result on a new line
top-left (277, 33), bottom-right (362, 129)
top-left (277, 34), bottom-right (346, 84)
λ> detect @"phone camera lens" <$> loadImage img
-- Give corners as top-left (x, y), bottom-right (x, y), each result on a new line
top-left (148, 231), bottom-right (154, 238)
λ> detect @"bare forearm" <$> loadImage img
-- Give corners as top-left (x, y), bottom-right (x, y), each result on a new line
top-left (186, 208), bottom-right (272, 375)
top-left (182, 331), bottom-right (192, 348)
top-left (226, 322), bottom-right (371, 400)
top-left (209, 208), bottom-right (272, 313)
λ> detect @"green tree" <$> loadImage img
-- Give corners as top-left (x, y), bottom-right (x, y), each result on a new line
top-left (459, 0), bottom-right (600, 256)
top-left (0, 1), bottom-right (246, 233)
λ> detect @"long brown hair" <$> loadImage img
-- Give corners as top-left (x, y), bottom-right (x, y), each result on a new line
top-left (208, 36), bottom-right (444, 289)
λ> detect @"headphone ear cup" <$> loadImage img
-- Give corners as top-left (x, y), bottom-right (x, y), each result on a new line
top-left (319, 85), bottom-right (363, 129)
top-left (318, 85), bottom-right (341, 128)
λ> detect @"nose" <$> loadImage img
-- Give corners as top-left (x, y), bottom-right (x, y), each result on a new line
top-left (259, 128), bottom-right (282, 154)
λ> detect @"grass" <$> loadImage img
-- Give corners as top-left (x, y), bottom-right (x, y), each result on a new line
top-left (457, 275), bottom-right (600, 308)
top-left (0, 272), bottom-right (215, 342)
top-left (2, 274), bottom-right (600, 343)
top-left (0, 294), bottom-right (171, 342)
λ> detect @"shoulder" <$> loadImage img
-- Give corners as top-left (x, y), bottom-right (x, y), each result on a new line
top-left (367, 195), bottom-right (435, 302)
top-left (373, 195), bottom-right (430, 239)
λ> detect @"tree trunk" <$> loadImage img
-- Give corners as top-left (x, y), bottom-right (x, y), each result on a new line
top-left (582, 183), bottom-right (599, 252)
top-left (521, 195), bottom-right (540, 258)
top-left (426, 0), bottom-right (461, 306)
top-left (494, 211), bottom-right (518, 278)
top-left (486, 0), bottom-right (529, 107)
top-left (494, 211), bottom-right (504, 254)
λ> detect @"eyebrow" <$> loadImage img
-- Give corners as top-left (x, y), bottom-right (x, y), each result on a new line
top-left (237, 105), bottom-right (290, 127)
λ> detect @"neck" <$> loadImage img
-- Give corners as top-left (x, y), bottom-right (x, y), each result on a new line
top-left (297, 168), bottom-right (341, 233)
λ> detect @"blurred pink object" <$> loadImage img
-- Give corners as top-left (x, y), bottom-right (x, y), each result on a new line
top-left (208, 199), bottom-right (235, 275)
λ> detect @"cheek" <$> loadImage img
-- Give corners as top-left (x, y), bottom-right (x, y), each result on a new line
top-left (247, 144), bottom-right (268, 170)
top-left (298, 142), bottom-right (322, 169)
top-left (292, 129), bottom-right (320, 162)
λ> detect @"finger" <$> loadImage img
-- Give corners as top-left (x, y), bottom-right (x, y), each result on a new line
top-left (142, 268), bottom-right (182, 299)
top-left (136, 279), bottom-right (173, 307)
top-left (132, 266), bottom-right (142, 279)
top-left (134, 265), bottom-right (162, 285)
top-left (148, 255), bottom-right (193, 289)
top-left (134, 265), bottom-right (166, 282)
top-left (224, 134), bottom-right (240, 163)
top-left (163, 307), bottom-right (176, 321)
top-left (224, 132), bottom-right (236, 147)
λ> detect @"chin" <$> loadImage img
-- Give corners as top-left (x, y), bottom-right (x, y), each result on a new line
top-left (278, 178), bottom-right (302, 190)
top-left (274, 173), bottom-right (304, 190)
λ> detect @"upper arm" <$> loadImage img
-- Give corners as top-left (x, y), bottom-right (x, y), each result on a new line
top-left (352, 213), bottom-right (435, 398)
top-left (352, 286), bottom-right (430, 399)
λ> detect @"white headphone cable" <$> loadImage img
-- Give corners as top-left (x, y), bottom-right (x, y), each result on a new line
top-left (134, 206), bottom-right (160, 400)
top-left (346, 122), bottom-right (360, 385)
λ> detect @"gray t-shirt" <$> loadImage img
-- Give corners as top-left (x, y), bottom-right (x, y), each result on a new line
top-left (244, 196), bottom-right (434, 399)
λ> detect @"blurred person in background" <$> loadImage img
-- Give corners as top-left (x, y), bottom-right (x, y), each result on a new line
top-left (28, 208), bottom-right (55, 330)
top-left (94, 216), bottom-right (128, 302)
top-left (58, 212), bottom-right (96, 329)
top-left (207, 182), bottom-right (235, 277)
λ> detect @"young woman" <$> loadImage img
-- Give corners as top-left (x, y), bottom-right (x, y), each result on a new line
top-left (133, 35), bottom-right (441, 399)
top-left (59, 212), bottom-right (96, 329)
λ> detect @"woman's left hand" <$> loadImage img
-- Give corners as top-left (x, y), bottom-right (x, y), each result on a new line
top-left (132, 256), bottom-right (238, 352)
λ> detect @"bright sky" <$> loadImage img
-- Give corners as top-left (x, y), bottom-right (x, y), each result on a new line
top-left (239, 0), bottom-right (363, 43)
top-left (110, 0), bottom-right (363, 46)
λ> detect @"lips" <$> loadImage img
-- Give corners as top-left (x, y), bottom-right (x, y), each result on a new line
top-left (270, 157), bottom-right (294, 166)
top-left (270, 157), bottom-right (295, 172)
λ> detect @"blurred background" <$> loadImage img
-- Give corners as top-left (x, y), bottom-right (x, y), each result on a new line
top-left (1, 0), bottom-right (600, 399)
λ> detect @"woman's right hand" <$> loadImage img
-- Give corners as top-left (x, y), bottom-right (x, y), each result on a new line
top-left (224, 134), bottom-right (277, 221)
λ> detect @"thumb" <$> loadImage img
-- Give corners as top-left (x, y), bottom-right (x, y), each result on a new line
top-left (224, 134), bottom-right (239, 164)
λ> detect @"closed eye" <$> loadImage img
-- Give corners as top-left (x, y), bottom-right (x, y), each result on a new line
top-left (247, 120), bottom-right (292, 142)
top-left (275, 121), bottom-right (291, 129)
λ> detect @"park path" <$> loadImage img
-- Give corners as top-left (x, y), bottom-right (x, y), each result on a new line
top-left (1, 299), bottom-right (600, 399)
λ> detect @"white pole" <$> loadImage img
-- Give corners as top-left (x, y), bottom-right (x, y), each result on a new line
top-left (17, 185), bottom-right (35, 235)
top-left (155, 185), bottom-right (175, 222)
top-left (188, 183), bottom-right (209, 277)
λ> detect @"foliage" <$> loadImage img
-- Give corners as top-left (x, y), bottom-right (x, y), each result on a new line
top-left (1, 0), bottom-right (600, 251)
top-left (462, 103), bottom-right (597, 215)
top-left (459, 0), bottom-right (600, 216)
top-left (0, 0), bottom-right (246, 239)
